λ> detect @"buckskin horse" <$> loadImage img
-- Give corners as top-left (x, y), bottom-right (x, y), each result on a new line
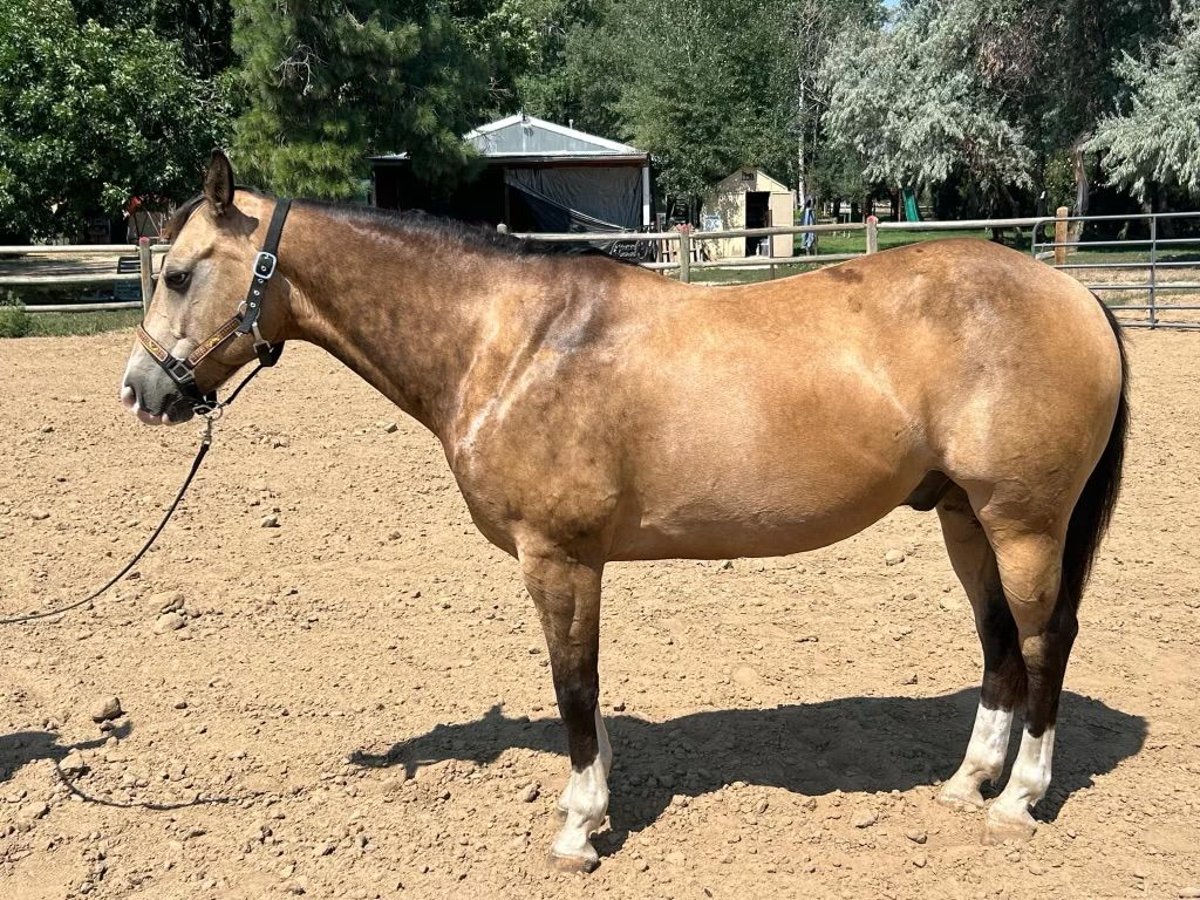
top-left (120, 152), bottom-right (1127, 871)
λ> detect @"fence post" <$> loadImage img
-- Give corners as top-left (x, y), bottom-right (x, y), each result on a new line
top-left (865, 215), bottom-right (878, 254)
top-left (677, 228), bottom-right (691, 284)
top-left (1148, 215), bottom-right (1158, 328)
top-left (137, 237), bottom-right (153, 313)
top-left (1053, 206), bottom-right (1069, 266)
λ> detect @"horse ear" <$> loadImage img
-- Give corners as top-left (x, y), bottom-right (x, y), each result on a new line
top-left (203, 149), bottom-right (235, 216)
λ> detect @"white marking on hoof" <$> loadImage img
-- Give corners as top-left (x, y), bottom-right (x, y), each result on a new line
top-left (558, 708), bottom-right (612, 816)
top-left (989, 725), bottom-right (1055, 833)
top-left (937, 779), bottom-right (986, 809)
top-left (939, 703), bottom-right (1013, 807)
top-left (550, 752), bottom-right (608, 871)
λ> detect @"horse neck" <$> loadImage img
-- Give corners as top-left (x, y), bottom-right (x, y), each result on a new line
top-left (277, 205), bottom-right (506, 437)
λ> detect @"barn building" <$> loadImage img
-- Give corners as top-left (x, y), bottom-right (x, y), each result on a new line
top-left (370, 114), bottom-right (652, 234)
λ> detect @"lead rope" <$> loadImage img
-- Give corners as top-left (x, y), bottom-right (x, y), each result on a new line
top-left (0, 362), bottom-right (268, 626)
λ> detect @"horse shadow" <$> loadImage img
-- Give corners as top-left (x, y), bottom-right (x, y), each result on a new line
top-left (0, 723), bottom-right (131, 781)
top-left (0, 723), bottom-right (259, 810)
top-left (350, 688), bottom-right (1145, 853)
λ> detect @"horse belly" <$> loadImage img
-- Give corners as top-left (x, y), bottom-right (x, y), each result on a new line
top-left (608, 355), bottom-right (930, 560)
top-left (611, 445), bottom-right (924, 561)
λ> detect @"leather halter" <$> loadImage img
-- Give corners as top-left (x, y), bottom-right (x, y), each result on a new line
top-left (137, 198), bottom-right (292, 408)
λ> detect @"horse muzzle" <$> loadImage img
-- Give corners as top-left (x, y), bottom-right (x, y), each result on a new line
top-left (121, 346), bottom-right (196, 426)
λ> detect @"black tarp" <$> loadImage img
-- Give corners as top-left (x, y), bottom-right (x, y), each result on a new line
top-left (505, 167), bottom-right (641, 231)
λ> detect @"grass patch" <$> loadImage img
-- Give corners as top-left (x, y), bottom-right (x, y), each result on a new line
top-left (691, 262), bottom-right (825, 285)
top-left (0, 306), bottom-right (140, 338)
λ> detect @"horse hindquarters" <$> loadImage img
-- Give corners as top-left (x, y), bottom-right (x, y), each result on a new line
top-left (938, 301), bottom-right (1128, 842)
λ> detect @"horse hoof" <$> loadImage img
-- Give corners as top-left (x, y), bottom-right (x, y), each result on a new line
top-left (548, 850), bottom-right (600, 874)
top-left (982, 808), bottom-right (1037, 845)
top-left (937, 781), bottom-right (986, 810)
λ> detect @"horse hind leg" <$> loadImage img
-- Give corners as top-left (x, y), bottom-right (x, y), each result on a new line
top-left (935, 486), bottom-right (1026, 810)
top-left (979, 519), bottom-right (1077, 844)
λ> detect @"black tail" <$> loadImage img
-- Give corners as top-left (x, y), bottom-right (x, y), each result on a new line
top-left (1062, 297), bottom-right (1129, 608)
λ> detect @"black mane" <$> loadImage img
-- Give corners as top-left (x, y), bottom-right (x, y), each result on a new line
top-left (301, 197), bottom-right (628, 262)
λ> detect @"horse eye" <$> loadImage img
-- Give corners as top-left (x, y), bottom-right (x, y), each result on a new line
top-left (164, 270), bottom-right (191, 291)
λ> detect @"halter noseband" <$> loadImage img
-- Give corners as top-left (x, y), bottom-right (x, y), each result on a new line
top-left (136, 198), bottom-right (292, 409)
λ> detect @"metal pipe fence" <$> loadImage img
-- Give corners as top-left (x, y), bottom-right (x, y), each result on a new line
top-left (1031, 209), bottom-right (1200, 329)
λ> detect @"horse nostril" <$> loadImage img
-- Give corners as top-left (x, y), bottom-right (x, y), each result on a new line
top-left (120, 384), bottom-right (137, 411)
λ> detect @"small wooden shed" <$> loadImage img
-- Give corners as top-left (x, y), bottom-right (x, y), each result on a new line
top-left (700, 168), bottom-right (795, 259)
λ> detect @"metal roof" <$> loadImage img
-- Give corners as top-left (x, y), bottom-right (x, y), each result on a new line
top-left (370, 114), bottom-right (647, 163)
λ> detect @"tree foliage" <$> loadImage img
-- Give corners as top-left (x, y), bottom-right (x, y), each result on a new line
top-left (230, 0), bottom-right (532, 198)
top-left (1089, 12), bottom-right (1200, 199)
top-left (515, 0), bottom-right (877, 207)
top-left (611, 0), bottom-right (791, 201)
top-left (3, 0), bottom-right (1196, 240)
top-left (68, 0), bottom-right (236, 78)
top-left (513, 0), bottom-right (625, 138)
top-left (822, 3), bottom-right (1036, 203)
top-left (822, 0), bottom-right (1177, 213)
top-left (0, 0), bottom-right (230, 242)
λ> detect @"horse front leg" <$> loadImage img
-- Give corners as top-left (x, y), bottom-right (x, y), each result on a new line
top-left (519, 544), bottom-right (610, 872)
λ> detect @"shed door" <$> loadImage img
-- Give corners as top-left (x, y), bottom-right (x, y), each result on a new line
top-left (745, 192), bottom-right (771, 256)
top-left (770, 193), bottom-right (794, 257)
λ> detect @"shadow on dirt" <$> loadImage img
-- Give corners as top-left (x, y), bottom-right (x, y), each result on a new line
top-left (0, 722), bottom-right (131, 781)
top-left (0, 722), bottom-right (264, 810)
top-left (351, 688), bottom-right (1145, 854)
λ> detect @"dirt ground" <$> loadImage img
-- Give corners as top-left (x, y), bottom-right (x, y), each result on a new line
top-left (1, 328), bottom-right (1198, 900)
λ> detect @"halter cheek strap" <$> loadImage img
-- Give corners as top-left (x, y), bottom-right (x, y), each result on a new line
top-left (137, 198), bottom-right (292, 404)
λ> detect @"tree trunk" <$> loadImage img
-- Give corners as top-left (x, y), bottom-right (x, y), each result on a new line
top-left (1070, 136), bottom-right (1090, 242)
top-left (796, 80), bottom-right (807, 205)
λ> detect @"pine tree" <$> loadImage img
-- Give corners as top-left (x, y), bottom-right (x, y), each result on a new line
top-left (231, 0), bottom-right (499, 198)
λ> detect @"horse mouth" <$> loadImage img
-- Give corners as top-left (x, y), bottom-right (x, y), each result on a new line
top-left (120, 385), bottom-right (195, 426)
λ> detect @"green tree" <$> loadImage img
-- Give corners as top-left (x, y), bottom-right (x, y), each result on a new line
top-left (68, 0), bottom-right (236, 79)
top-left (0, 0), bottom-right (231, 242)
top-left (610, 0), bottom-right (784, 203)
top-left (452, 0), bottom-right (550, 114)
top-left (512, 0), bottom-right (625, 136)
top-left (821, 0), bottom-right (1175, 216)
top-left (822, 2), bottom-right (1037, 213)
top-left (765, 0), bottom-right (880, 206)
top-left (1088, 12), bottom-right (1200, 201)
top-left (231, 0), bottom-right (526, 198)
top-left (512, 0), bottom-right (877, 212)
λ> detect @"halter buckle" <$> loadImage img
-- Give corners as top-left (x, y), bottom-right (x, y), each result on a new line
top-left (253, 251), bottom-right (278, 280)
top-left (165, 357), bottom-right (195, 385)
